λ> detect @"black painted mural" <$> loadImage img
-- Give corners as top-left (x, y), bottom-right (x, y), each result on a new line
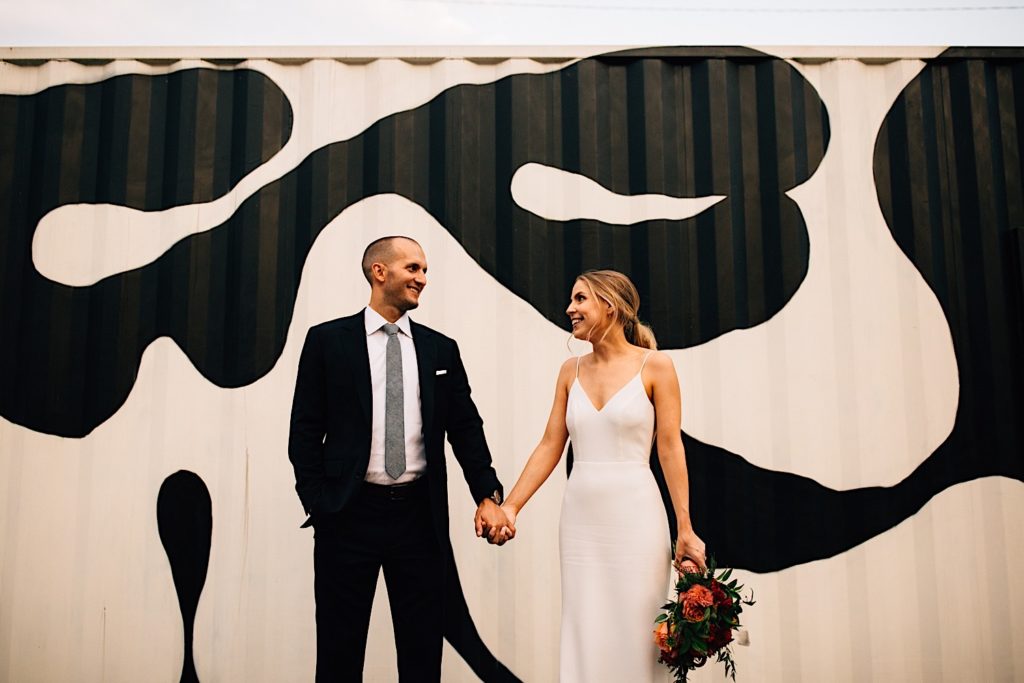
top-left (0, 67), bottom-right (293, 438)
top-left (3, 46), bottom-right (1023, 677)
top-left (0, 48), bottom-right (826, 438)
top-left (158, 471), bottom-right (212, 683)
top-left (674, 48), bottom-right (1024, 572)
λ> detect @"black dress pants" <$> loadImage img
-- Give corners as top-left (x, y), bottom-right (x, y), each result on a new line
top-left (313, 479), bottom-right (443, 682)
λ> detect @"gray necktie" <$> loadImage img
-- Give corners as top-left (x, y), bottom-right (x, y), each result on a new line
top-left (382, 323), bottom-right (406, 480)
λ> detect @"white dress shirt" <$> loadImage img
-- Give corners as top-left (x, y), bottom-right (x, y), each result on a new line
top-left (363, 306), bottom-right (426, 484)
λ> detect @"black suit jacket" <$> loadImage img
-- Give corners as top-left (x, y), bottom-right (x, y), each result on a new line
top-left (288, 310), bottom-right (501, 541)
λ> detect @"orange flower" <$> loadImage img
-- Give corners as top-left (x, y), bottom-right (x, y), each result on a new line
top-left (680, 584), bottom-right (714, 622)
top-left (683, 584), bottom-right (714, 608)
top-left (653, 620), bottom-right (674, 652)
top-left (682, 600), bottom-right (707, 622)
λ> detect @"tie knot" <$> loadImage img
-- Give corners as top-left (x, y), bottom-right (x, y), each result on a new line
top-left (382, 323), bottom-right (401, 337)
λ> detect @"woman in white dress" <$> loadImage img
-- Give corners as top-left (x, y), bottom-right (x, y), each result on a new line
top-left (495, 269), bottom-right (706, 682)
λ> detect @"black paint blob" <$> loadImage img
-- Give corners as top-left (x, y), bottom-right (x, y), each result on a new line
top-left (0, 49), bottom-right (825, 437)
top-left (157, 470), bottom-right (212, 683)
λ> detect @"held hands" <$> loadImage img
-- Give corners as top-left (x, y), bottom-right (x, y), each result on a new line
top-left (491, 504), bottom-right (518, 545)
top-left (675, 527), bottom-right (707, 572)
top-left (474, 499), bottom-right (516, 546)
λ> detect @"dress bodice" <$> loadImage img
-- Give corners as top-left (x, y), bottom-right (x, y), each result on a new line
top-left (566, 371), bottom-right (655, 464)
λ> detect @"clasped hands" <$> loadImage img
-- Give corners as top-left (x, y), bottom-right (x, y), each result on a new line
top-left (474, 500), bottom-right (518, 546)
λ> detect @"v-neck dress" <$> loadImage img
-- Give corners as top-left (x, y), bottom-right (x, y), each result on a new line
top-left (559, 353), bottom-right (671, 682)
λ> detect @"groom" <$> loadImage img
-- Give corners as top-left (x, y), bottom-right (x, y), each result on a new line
top-left (289, 235), bottom-right (512, 681)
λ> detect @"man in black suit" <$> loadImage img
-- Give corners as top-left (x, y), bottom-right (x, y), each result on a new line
top-left (289, 236), bottom-right (512, 681)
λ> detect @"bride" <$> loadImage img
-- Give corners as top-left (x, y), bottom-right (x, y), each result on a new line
top-left (495, 269), bottom-right (706, 682)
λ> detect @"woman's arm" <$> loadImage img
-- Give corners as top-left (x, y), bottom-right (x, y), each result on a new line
top-left (493, 358), bottom-right (575, 537)
top-left (648, 352), bottom-right (706, 570)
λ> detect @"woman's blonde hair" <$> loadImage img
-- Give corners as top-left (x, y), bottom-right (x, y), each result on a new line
top-left (575, 269), bottom-right (657, 350)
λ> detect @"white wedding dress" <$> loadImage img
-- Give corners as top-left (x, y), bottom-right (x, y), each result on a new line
top-left (560, 353), bottom-right (672, 682)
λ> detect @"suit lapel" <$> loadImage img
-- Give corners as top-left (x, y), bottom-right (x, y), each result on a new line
top-left (413, 321), bottom-right (436, 434)
top-left (345, 312), bottom-right (373, 425)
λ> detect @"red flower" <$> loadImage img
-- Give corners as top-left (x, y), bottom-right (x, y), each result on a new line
top-left (710, 580), bottom-right (733, 608)
top-left (658, 648), bottom-right (680, 667)
top-left (707, 623), bottom-right (734, 653)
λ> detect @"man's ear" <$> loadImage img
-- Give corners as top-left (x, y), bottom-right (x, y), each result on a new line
top-left (372, 262), bottom-right (387, 283)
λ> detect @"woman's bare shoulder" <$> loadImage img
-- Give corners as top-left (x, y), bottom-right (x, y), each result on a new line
top-left (558, 356), bottom-right (580, 374)
top-left (643, 350), bottom-right (678, 377)
top-left (556, 355), bottom-right (584, 384)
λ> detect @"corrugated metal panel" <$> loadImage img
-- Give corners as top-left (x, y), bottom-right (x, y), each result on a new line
top-left (0, 47), bottom-right (1021, 682)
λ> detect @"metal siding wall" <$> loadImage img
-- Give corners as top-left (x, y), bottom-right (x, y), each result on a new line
top-left (0, 49), bottom-right (1021, 682)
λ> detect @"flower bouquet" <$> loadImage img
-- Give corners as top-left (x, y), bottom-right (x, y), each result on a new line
top-left (653, 556), bottom-right (754, 681)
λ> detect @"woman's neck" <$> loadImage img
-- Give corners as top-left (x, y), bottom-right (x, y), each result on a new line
top-left (588, 327), bottom-right (634, 361)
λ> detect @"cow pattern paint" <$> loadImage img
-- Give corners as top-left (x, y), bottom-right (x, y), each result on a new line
top-left (0, 47), bottom-right (1021, 682)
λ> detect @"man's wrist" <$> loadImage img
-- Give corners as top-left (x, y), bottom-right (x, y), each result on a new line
top-left (478, 488), bottom-right (502, 507)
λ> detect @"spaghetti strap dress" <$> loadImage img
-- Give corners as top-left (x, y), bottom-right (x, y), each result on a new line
top-left (559, 351), bottom-right (671, 682)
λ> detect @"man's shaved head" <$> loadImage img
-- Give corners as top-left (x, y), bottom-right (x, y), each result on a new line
top-left (361, 236), bottom-right (420, 284)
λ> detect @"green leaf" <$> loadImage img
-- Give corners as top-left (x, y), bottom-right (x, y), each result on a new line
top-left (655, 613), bottom-right (668, 623)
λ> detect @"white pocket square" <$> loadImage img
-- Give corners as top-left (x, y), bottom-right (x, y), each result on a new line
top-left (435, 369), bottom-right (447, 376)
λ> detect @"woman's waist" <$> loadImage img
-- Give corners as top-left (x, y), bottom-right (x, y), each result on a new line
top-left (566, 460), bottom-right (658, 485)
top-left (570, 458), bottom-right (652, 466)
